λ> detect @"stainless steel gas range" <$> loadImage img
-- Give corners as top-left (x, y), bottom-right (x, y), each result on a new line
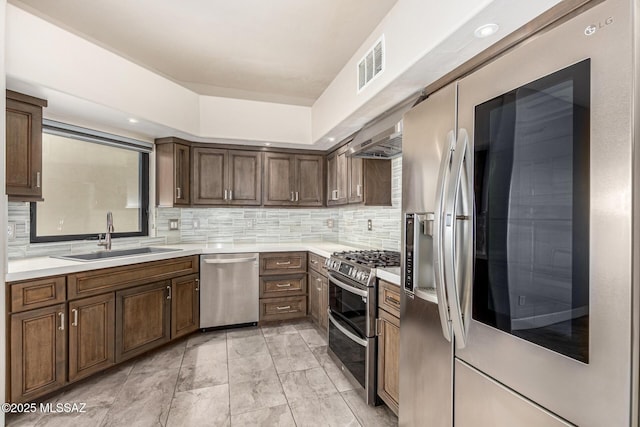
top-left (325, 250), bottom-right (400, 406)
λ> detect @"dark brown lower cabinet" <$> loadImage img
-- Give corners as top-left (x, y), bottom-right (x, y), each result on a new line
top-left (377, 308), bottom-right (400, 415)
top-left (10, 304), bottom-right (66, 403)
top-left (308, 269), bottom-right (328, 331)
top-left (115, 281), bottom-right (171, 363)
top-left (68, 293), bottom-right (115, 382)
top-left (171, 274), bottom-right (200, 339)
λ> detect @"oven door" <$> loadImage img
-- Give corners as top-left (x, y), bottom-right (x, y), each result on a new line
top-left (454, 1), bottom-right (634, 426)
top-left (327, 271), bottom-right (376, 400)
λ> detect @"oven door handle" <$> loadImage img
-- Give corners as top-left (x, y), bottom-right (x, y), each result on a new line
top-left (328, 272), bottom-right (369, 298)
top-left (328, 310), bottom-right (368, 347)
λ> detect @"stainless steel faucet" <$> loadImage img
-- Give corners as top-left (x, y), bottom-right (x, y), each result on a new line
top-left (97, 211), bottom-right (115, 251)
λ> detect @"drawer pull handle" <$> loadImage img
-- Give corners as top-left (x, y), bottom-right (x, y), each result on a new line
top-left (167, 285), bottom-right (172, 300)
top-left (276, 261), bottom-right (291, 266)
top-left (276, 305), bottom-right (291, 310)
top-left (311, 260), bottom-right (318, 264)
top-left (72, 308), bottom-right (79, 327)
top-left (385, 295), bottom-right (400, 306)
top-left (195, 278), bottom-right (200, 292)
top-left (316, 278), bottom-right (322, 282)
top-left (276, 283), bottom-right (292, 288)
top-left (36, 172), bottom-right (41, 188)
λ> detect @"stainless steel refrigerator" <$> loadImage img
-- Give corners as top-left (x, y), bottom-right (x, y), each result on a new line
top-left (399, 0), bottom-right (639, 426)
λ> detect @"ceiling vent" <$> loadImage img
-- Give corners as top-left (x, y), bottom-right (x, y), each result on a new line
top-left (357, 36), bottom-right (384, 92)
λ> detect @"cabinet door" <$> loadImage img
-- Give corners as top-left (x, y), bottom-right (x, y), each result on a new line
top-left (192, 147), bottom-right (227, 205)
top-left (308, 270), bottom-right (321, 324)
top-left (320, 277), bottom-right (328, 332)
top-left (263, 153), bottom-right (295, 205)
top-left (171, 274), bottom-right (200, 339)
top-left (68, 293), bottom-right (115, 382)
top-left (115, 281), bottom-right (171, 363)
top-left (377, 309), bottom-right (400, 415)
top-left (10, 304), bottom-right (66, 403)
top-left (6, 98), bottom-right (43, 201)
top-left (174, 143), bottom-right (191, 205)
top-left (326, 151), bottom-right (337, 205)
top-left (228, 150), bottom-right (262, 206)
top-left (348, 157), bottom-right (364, 204)
top-left (295, 154), bottom-right (324, 206)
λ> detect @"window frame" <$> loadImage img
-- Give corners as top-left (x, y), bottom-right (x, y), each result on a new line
top-left (29, 122), bottom-right (151, 243)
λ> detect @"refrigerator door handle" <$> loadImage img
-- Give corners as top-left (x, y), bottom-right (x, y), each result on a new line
top-left (432, 130), bottom-right (456, 342)
top-left (443, 128), bottom-right (473, 348)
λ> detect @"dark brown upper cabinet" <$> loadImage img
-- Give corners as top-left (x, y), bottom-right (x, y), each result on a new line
top-left (6, 90), bottom-right (47, 202)
top-left (326, 144), bottom-right (392, 207)
top-left (326, 147), bottom-right (348, 206)
top-left (156, 139), bottom-right (191, 207)
top-left (192, 147), bottom-right (262, 206)
top-left (263, 152), bottom-right (323, 207)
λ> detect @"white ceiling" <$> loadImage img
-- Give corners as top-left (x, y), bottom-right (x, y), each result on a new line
top-left (11, 0), bottom-right (398, 106)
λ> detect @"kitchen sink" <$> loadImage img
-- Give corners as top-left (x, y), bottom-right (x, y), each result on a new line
top-left (53, 247), bottom-right (182, 262)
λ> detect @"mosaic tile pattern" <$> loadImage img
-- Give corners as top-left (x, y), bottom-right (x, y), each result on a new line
top-left (7, 158), bottom-right (402, 259)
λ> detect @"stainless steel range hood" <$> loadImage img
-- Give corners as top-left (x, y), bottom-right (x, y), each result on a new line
top-left (346, 94), bottom-right (422, 159)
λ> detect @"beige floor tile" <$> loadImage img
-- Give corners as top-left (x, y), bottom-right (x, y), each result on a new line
top-left (182, 339), bottom-right (227, 366)
top-left (130, 341), bottom-right (186, 374)
top-left (34, 405), bottom-right (110, 427)
top-left (280, 367), bottom-right (338, 403)
top-left (260, 323), bottom-right (299, 338)
top-left (176, 360), bottom-right (228, 392)
top-left (229, 377), bottom-right (287, 416)
top-left (341, 389), bottom-right (398, 427)
top-left (265, 334), bottom-right (309, 357)
top-left (228, 353), bottom-right (278, 384)
top-left (299, 328), bottom-right (328, 348)
top-left (272, 348), bottom-right (321, 374)
top-left (186, 330), bottom-right (226, 348)
top-left (166, 384), bottom-right (230, 427)
top-left (289, 394), bottom-right (361, 427)
top-left (227, 335), bottom-right (269, 360)
top-left (230, 404), bottom-right (296, 427)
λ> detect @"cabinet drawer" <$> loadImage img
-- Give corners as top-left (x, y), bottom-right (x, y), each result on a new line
top-left (260, 274), bottom-right (306, 298)
top-left (68, 255), bottom-right (199, 299)
top-left (260, 252), bottom-right (307, 275)
top-left (260, 296), bottom-right (307, 322)
top-left (308, 252), bottom-right (327, 275)
top-left (10, 276), bottom-right (66, 313)
top-left (378, 279), bottom-right (401, 318)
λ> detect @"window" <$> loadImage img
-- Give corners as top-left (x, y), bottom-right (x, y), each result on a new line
top-left (30, 121), bottom-right (151, 243)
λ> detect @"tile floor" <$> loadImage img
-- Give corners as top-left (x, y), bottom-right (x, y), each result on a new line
top-left (6, 319), bottom-right (398, 427)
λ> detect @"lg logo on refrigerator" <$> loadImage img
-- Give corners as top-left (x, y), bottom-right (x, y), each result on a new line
top-left (584, 16), bottom-right (614, 36)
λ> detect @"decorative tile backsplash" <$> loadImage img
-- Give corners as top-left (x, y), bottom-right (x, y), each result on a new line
top-left (7, 158), bottom-right (402, 259)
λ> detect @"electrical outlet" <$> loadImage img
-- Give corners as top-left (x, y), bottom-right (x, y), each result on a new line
top-left (367, 219), bottom-right (372, 231)
top-left (7, 222), bottom-right (16, 241)
top-left (193, 218), bottom-right (200, 230)
top-left (519, 296), bottom-right (526, 306)
top-left (327, 219), bottom-right (334, 229)
top-left (168, 219), bottom-right (179, 230)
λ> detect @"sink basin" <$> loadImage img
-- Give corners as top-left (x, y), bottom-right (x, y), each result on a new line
top-left (54, 247), bottom-right (182, 262)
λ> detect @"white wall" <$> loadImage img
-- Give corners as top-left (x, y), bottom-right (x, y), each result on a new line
top-left (199, 96), bottom-right (311, 145)
top-left (5, 4), bottom-right (313, 146)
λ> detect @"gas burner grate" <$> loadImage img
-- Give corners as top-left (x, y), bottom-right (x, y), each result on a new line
top-left (333, 250), bottom-right (401, 268)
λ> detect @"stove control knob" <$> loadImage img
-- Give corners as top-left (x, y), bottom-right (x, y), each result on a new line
top-left (351, 269), bottom-right (358, 278)
top-left (356, 271), bottom-right (363, 280)
top-left (362, 273), bottom-right (369, 282)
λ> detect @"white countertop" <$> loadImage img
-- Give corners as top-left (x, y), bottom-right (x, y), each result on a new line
top-left (6, 242), bottom-right (364, 282)
top-left (377, 267), bottom-right (400, 286)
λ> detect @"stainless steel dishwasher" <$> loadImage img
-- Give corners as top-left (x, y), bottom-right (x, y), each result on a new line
top-left (200, 253), bottom-right (259, 329)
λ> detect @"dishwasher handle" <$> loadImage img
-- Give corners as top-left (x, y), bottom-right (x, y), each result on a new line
top-left (203, 256), bottom-right (258, 265)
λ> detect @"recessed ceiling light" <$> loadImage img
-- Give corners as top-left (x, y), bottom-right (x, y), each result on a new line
top-left (328, 137), bottom-right (335, 142)
top-left (264, 143), bottom-right (272, 146)
top-left (128, 118), bottom-right (139, 123)
top-left (474, 23), bottom-right (499, 38)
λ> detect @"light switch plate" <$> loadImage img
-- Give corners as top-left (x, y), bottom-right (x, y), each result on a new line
top-left (367, 219), bottom-right (372, 231)
top-left (168, 219), bottom-right (179, 230)
top-left (327, 219), bottom-right (334, 229)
